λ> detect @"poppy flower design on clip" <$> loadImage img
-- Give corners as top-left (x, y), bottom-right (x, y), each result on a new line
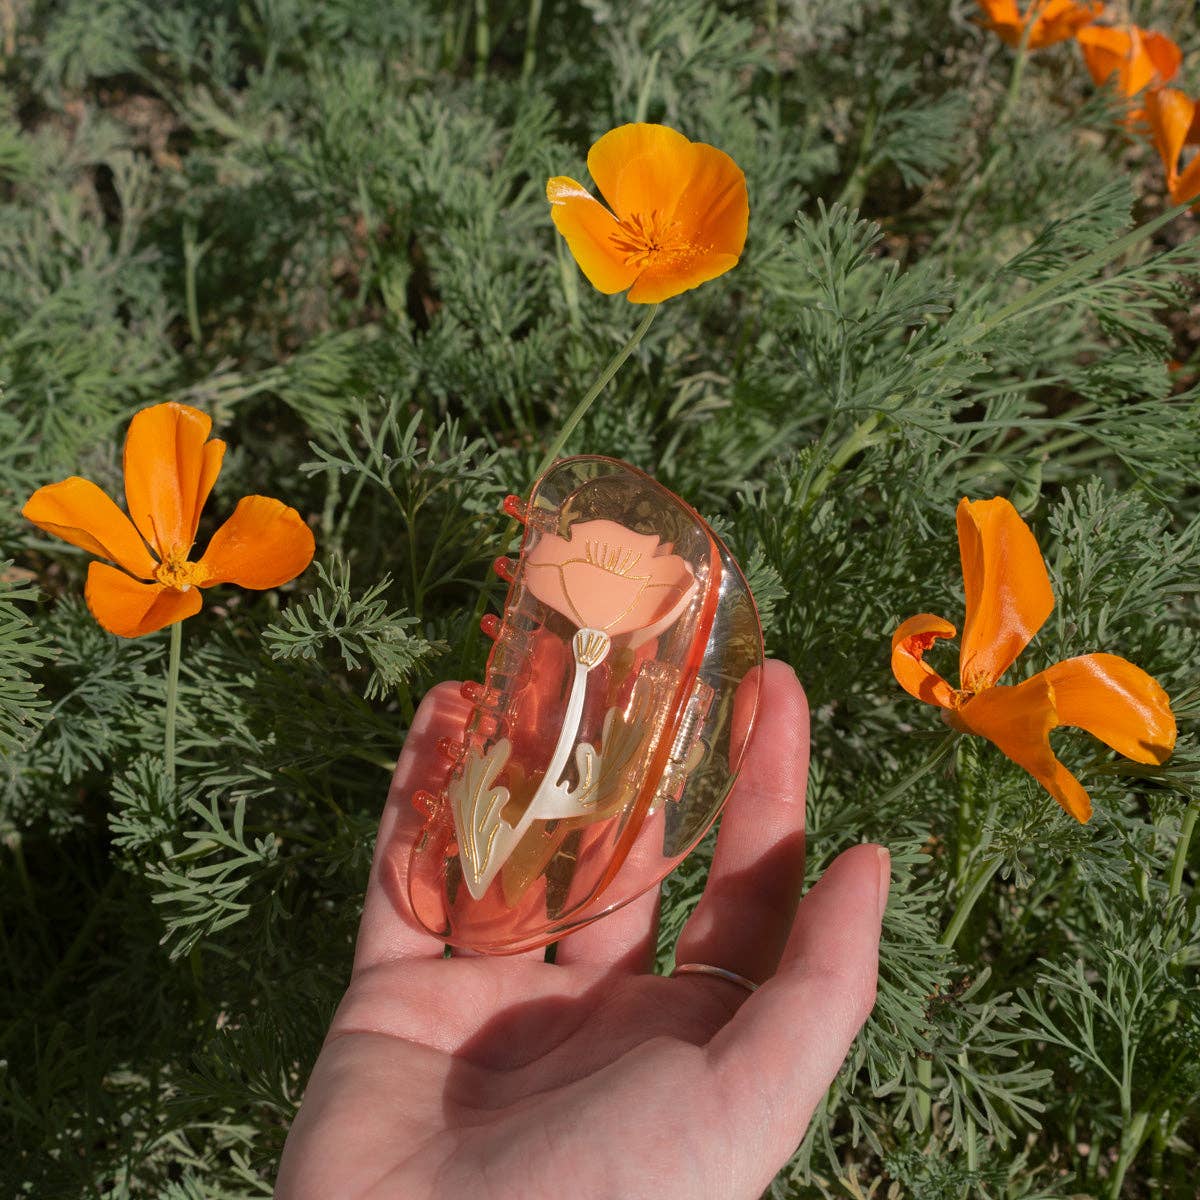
top-left (891, 497), bottom-right (1175, 823)
top-left (546, 122), bottom-right (749, 303)
top-left (23, 401), bottom-right (315, 638)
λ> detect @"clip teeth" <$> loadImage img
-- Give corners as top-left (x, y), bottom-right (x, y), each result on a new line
top-left (460, 681), bottom-right (485, 704)
top-left (480, 613), bottom-right (501, 639)
top-left (502, 495), bottom-right (528, 523)
top-left (493, 556), bottom-right (516, 583)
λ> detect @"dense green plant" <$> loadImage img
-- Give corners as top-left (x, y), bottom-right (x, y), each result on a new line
top-left (2, 0), bottom-right (1197, 1196)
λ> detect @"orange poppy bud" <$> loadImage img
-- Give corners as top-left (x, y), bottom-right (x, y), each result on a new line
top-left (546, 123), bottom-right (748, 304)
top-left (23, 402), bottom-right (315, 638)
top-left (976, 0), bottom-right (1102, 51)
top-left (891, 498), bottom-right (1175, 822)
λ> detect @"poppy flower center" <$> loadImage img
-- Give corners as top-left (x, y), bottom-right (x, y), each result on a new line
top-left (609, 210), bottom-right (697, 270)
top-left (155, 549), bottom-right (206, 592)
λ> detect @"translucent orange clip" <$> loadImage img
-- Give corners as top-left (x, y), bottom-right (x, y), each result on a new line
top-left (407, 457), bottom-right (763, 953)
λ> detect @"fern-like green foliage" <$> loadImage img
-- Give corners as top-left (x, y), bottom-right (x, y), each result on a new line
top-left (2, 0), bottom-right (1198, 1196)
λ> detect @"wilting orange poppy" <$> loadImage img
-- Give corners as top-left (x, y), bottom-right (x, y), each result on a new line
top-left (1077, 24), bottom-right (1181, 98)
top-left (891, 497), bottom-right (1175, 822)
top-left (976, 0), bottom-right (1101, 49)
top-left (23, 402), bottom-right (314, 638)
top-left (1143, 87), bottom-right (1200, 207)
top-left (546, 123), bottom-right (748, 304)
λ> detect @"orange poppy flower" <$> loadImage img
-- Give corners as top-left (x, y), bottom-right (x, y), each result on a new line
top-left (976, 0), bottom-right (1102, 50)
top-left (891, 498), bottom-right (1175, 823)
top-left (23, 402), bottom-right (315, 638)
top-left (1142, 87), bottom-right (1200, 207)
top-left (545, 123), bottom-right (748, 304)
top-left (1076, 24), bottom-right (1181, 98)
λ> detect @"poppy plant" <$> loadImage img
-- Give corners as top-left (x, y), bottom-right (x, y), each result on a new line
top-left (546, 122), bottom-right (748, 304)
top-left (976, 0), bottom-right (1101, 50)
top-left (891, 497), bottom-right (1175, 822)
top-left (23, 401), bottom-right (315, 638)
top-left (1143, 87), bottom-right (1200, 208)
top-left (1076, 24), bottom-right (1181, 98)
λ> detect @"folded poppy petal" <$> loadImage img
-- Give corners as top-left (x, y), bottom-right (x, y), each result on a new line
top-left (85, 561), bottom-right (202, 638)
top-left (1076, 25), bottom-right (1131, 88)
top-left (950, 676), bottom-right (1093, 822)
top-left (124, 402), bottom-right (224, 560)
top-left (1140, 31), bottom-right (1182, 89)
top-left (956, 497), bottom-right (1054, 692)
top-left (546, 177), bottom-right (641, 295)
top-left (1143, 88), bottom-right (1194, 181)
top-left (585, 124), bottom-right (695, 224)
top-left (1039, 653), bottom-right (1175, 764)
top-left (23, 477), bottom-right (158, 579)
top-left (195, 495), bottom-right (315, 589)
top-left (1026, 0), bottom-right (1101, 49)
top-left (891, 614), bottom-right (959, 708)
top-left (666, 141), bottom-right (749, 257)
top-left (1169, 153), bottom-right (1200, 207)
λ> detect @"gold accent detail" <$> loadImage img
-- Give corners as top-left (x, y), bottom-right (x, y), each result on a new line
top-left (572, 628), bottom-right (612, 668)
top-left (448, 740), bottom-right (511, 886)
top-left (584, 539), bottom-right (643, 576)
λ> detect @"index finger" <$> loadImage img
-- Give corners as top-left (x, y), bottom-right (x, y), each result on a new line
top-left (353, 681), bottom-right (472, 970)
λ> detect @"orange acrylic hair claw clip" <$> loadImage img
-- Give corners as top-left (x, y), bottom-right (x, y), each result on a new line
top-left (407, 456), bottom-right (763, 953)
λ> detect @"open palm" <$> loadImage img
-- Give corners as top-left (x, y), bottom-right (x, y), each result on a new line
top-left (277, 662), bottom-right (888, 1200)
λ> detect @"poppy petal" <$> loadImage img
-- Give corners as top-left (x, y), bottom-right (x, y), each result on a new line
top-left (956, 497), bottom-right (1053, 691)
top-left (891, 614), bottom-right (960, 708)
top-left (1143, 88), bottom-right (1194, 180)
top-left (1040, 653), bottom-right (1175, 764)
top-left (1026, 0), bottom-right (1101, 50)
top-left (951, 677), bottom-right (1093, 822)
top-left (85, 561), bottom-right (202, 638)
top-left (1076, 25), bottom-right (1130, 89)
top-left (1140, 31), bottom-right (1182, 89)
top-left (195, 496), bottom-right (315, 589)
top-left (124, 402), bottom-right (225, 561)
top-left (626, 252), bottom-right (742, 303)
top-left (546, 177), bottom-right (641, 295)
top-left (585, 123), bottom-right (696, 223)
top-left (22, 477), bottom-right (158, 580)
top-left (1169, 153), bottom-right (1200, 207)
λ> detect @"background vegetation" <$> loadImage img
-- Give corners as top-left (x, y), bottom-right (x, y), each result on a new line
top-left (1, 0), bottom-right (1198, 1195)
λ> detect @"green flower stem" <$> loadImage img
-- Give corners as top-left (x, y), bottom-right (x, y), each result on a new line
top-left (801, 411), bottom-right (883, 517)
top-left (534, 303), bottom-right (659, 477)
top-left (876, 731), bottom-right (959, 809)
top-left (1168, 794), bottom-right (1198, 900)
top-left (915, 850), bottom-right (1002, 1130)
top-left (520, 0), bottom-right (542, 83)
top-left (165, 620), bottom-right (183, 789)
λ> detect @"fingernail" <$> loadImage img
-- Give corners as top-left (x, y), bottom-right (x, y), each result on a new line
top-left (876, 847), bottom-right (891, 920)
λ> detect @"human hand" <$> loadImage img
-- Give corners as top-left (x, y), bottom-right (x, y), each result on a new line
top-left (277, 660), bottom-right (888, 1200)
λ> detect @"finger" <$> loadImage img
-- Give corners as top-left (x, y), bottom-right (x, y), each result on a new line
top-left (673, 659), bottom-right (809, 985)
top-left (707, 843), bottom-right (888, 1184)
top-left (353, 681), bottom-right (472, 970)
top-left (553, 886), bottom-right (661, 972)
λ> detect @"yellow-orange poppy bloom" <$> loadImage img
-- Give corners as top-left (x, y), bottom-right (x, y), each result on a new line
top-left (1077, 24), bottom-right (1181, 98)
top-left (546, 123), bottom-right (748, 304)
top-left (23, 401), bottom-right (315, 639)
top-left (976, 0), bottom-right (1101, 49)
top-left (1142, 87), bottom-right (1200, 208)
top-left (891, 497), bottom-right (1175, 823)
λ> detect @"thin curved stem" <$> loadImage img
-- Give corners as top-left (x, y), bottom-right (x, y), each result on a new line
top-left (164, 620), bottom-right (183, 789)
top-left (535, 304), bottom-right (659, 477)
